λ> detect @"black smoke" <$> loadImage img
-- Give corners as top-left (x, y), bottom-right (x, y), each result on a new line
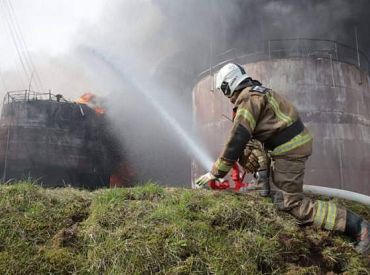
top-left (153, 0), bottom-right (370, 79)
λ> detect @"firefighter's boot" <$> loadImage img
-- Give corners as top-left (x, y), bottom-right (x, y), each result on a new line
top-left (256, 169), bottom-right (270, 197)
top-left (356, 220), bottom-right (370, 255)
top-left (345, 211), bottom-right (370, 255)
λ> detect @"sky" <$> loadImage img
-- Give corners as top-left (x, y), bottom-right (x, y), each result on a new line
top-left (0, 0), bottom-right (104, 97)
top-left (0, 0), bottom-right (103, 68)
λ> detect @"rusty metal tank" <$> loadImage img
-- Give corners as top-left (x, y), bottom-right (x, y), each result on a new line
top-left (0, 90), bottom-right (121, 189)
top-left (193, 39), bottom-right (370, 195)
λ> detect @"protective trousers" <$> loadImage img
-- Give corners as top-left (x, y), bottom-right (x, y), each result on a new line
top-left (270, 156), bottom-right (347, 232)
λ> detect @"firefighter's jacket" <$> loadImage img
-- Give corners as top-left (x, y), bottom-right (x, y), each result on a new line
top-left (211, 86), bottom-right (313, 178)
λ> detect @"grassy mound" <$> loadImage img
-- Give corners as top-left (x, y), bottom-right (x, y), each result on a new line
top-left (0, 182), bottom-right (369, 274)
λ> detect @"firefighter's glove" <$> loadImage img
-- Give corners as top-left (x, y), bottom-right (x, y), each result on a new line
top-left (195, 172), bottom-right (217, 188)
top-left (244, 149), bottom-right (260, 173)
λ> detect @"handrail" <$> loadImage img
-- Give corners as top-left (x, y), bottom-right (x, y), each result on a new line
top-left (3, 90), bottom-right (69, 105)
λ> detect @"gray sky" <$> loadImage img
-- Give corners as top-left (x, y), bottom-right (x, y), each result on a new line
top-left (0, 0), bottom-right (103, 69)
top-left (0, 0), bottom-right (105, 98)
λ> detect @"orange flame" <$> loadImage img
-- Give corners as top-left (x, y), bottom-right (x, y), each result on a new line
top-left (75, 92), bottom-right (105, 114)
top-left (76, 92), bottom-right (136, 188)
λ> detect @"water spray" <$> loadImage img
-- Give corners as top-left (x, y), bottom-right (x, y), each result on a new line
top-left (79, 46), bottom-right (214, 171)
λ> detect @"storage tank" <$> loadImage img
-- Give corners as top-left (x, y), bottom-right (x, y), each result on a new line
top-left (0, 90), bottom-right (122, 189)
top-left (193, 39), bottom-right (370, 195)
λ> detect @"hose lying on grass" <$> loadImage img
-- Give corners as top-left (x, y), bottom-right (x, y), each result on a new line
top-left (304, 185), bottom-right (370, 206)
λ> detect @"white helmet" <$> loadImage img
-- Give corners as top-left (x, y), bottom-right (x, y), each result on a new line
top-left (215, 63), bottom-right (250, 97)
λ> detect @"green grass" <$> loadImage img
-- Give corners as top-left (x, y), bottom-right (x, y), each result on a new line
top-left (0, 181), bottom-right (369, 274)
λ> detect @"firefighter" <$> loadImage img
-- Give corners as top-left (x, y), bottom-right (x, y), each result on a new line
top-left (195, 63), bottom-right (370, 255)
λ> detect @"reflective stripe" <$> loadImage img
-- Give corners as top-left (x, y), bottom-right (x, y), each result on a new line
top-left (314, 200), bottom-right (327, 227)
top-left (324, 202), bottom-right (337, 230)
top-left (271, 132), bottom-right (312, 156)
top-left (266, 93), bottom-right (294, 126)
top-left (236, 108), bottom-right (256, 131)
top-left (215, 159), bottom-right (232, 173)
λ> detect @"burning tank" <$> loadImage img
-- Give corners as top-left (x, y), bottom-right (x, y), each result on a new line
top-left (0, 90), bottom-right (129, 189)
top-left (193, 39), bottom-right (370, 196)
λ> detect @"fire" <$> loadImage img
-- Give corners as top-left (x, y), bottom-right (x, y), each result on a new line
top-left (75, 92), bottom-right (136, 188)
top-left (110, 163), bottom-right (136, 187)
top-left (75, 92), bottom-right (105, 114)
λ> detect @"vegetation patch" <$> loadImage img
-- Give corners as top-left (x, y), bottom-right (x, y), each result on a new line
top-left (0, 181), bottom-right (368, 274)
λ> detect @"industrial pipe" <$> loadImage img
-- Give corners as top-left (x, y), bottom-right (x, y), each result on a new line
top-left (303, 185), bottom-right (370, 206)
